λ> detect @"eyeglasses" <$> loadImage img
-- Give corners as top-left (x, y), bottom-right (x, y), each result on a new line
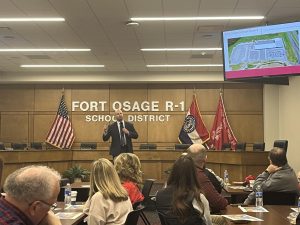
top-left (29, 200), bottom-right (57, 210)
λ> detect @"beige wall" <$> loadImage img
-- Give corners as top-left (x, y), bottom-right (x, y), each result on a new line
top-left (264, 76), bottom-right (300, 173)
top-left (0, 83), bottom-right (263, 149)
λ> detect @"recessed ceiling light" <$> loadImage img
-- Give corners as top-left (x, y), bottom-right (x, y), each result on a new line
top-left (0, 18), bottom-right (65, 22)
top-left (131, 16), bottom-right (264, 21)
top-left (146, 64), bottom-right (223, 67)
top-left (0, 48), bottom-right (90, 52)
top-left (125, 20), bottom-right (139, 26)
top-left (21, 65), bottom-right (104, 68)
top-left (141, 48), bottom-right (222, 51)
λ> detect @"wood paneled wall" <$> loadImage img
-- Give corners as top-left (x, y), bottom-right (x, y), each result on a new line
top-left (0, 83), bottom-right (263, 149)
top-left (0, 150), bottom-right (269, 187)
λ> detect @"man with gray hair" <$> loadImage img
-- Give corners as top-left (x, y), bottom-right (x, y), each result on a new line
top-left (244, 147), bottom-right (299, 204)
top-left (0, 165), bottom-right (62, 225)
top-left (187, 143), bottom-right (228, 213)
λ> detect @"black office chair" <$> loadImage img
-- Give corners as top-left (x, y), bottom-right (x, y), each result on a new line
top-left (0, 143), bottom-right (5, 150)
top-left (133, 179), bottom-right (155, 225)
top-left (80, 142), bottom-right (97, 150)
top-left (157, 210), bottom-right (205, 225)
top-left (263, 191), bottom-right (298, 205)
top-left (30, 142), bottom-right (43, 150)
top-left (11, 143), bottom-right (27, 150)
top-left (174, 144), bottom-right (190, 150)
top-left (124, 206), bottom-right (144, 225)
top-left (139, 144), bottom-right (157, 150)
top-left (236, 142), bottom-right (246, 151)
top-left (253, 142), bottom-right (265, 151)
top-left (273, 140), bottom-right (288, 152)
top-left (221, 143), bottom-right (231, 150)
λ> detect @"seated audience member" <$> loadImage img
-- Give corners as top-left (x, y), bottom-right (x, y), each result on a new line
top-left (83, 158), bottom-right (132, 225)
top-left (187, 144), bottom-right (228, 213)
top-left (156, 155), bottom-right (212, 225)
top-left (205, 168), bottom-right (224, 192)
top-left (0, 165), bottom-right (62, 225)
top-left (244, 147), bottom-right (299, 205)
top-left (114, 153), bottom-right (144, 204)
top-left (297, 171), bottom-right (300, 190)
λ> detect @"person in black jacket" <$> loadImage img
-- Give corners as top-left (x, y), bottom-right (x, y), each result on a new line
top-left (103, 109), bottom-right (138, 158)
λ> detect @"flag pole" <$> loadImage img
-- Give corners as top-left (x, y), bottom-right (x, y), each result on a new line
top-left (62, 87), bottom-right (65, 96)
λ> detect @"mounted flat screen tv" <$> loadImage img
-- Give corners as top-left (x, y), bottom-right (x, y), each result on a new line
top-left (222, 21), bottom-right (300, 80)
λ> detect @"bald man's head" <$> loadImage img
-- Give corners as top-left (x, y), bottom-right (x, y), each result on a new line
top-left (186, 144), bottom-right (207, 167)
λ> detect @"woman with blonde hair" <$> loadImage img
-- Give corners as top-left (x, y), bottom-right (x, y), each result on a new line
top-left (83, 158), bottom-right (132, 225)
top-left (114, 153), bottom-right (144, 204)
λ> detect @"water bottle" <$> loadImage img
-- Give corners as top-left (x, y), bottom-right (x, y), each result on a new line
top-left (224, 169), bottom-right (229, 186)
top-left (64, 183), bottom-right (72, 207)
top-left (255, 184), bottom-right (263, 207)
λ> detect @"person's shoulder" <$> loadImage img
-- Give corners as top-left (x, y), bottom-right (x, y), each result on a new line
top-left (122, 180), bottom-right (136, 189)
top-left (91, 191), bottom-right (104, 200)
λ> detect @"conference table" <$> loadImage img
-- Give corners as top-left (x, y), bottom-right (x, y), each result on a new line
top-left (223, 185), bottom-right (251, 203)
top-left (222, 205), bottom-right (294, 225)
top-left (55, 202), bottom-right (86, 225)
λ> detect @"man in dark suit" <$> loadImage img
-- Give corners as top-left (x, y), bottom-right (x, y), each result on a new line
top-left (103, 109), bottom-right (138, 158)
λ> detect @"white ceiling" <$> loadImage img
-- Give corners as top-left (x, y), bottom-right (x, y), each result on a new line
top-left (0, 0), bottom-right (300, 76)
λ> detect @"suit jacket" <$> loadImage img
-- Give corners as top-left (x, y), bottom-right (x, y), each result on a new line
top-left (102, 121), bottom-right (138, 157)
top-left (244, 163), bottom-right (299, 204)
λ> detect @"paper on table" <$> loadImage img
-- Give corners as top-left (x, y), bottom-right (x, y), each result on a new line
top-left (81, 184), bottom-right (90, 188)
top-left (64, 204), bottom-right (85, 210)
top-left (238, 206), bottom-right (269, 212)
top-left (222, 214), bottom-right (263, 222)
top-left (228, 185), bottom-right (245, 190)
top-left (291, 208), bottom-right (299, 212)
top-left (55, 212), bottom-right (82, 219)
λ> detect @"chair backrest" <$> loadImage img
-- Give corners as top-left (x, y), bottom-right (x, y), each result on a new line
top-left (139, 143), bottom-right (157, 150)
top-left (273, 140), bottom-right (288, 152)
top-left (263, 191), bottom-right (298, 205)
top-left (11, 143), bottom-right (27, 150)
top-left (142, 179), bottom-right (155, 198)
top-left (253, 142), bottom-right (265, 151)
top-left (124, 207), bottom-right (144, 225)
top-left (174, 144), bottom-right (190, 150)
top-left (0, 143), bottom-right (5, 150)
top-left (80, 142), bottom-right (97, 150)
top-left (222, 143), bottom-right (231, 150)
top-left (157, 211), bottom-right (205, 225)
top-left (30, 142), bottom-right (42, 150)
top-left (236, 142), bottom-right (246, 151)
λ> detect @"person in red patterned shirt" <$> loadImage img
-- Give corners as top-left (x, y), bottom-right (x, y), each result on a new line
top-left (114, 153), bottom-right (144, 205)
top-left (187, 144), bottom-right (228, 213)
top-left (0, 165), bottom-right (62, 225)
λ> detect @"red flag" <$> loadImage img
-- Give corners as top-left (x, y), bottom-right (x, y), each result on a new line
top-left (210, 94), bottom-right (237, 150)
top-left (179, 95), bottom-right (210, 144)
top-left (46, 95), bottom-right (75, 149)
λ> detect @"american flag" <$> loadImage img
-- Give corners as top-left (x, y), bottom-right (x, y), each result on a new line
top-left (46, 95), bottom-right (75, 149)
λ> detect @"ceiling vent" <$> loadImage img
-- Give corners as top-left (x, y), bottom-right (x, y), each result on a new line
top-left (0, 27), bottom-right (15, 36)
top-left (190, 54), bottom-right (213, 59)
top-left (25, 55), bottom-right (51, 60)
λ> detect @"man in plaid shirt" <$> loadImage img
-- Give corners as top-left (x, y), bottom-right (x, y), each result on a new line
top-left (0, 165), bottom-right (62, 225)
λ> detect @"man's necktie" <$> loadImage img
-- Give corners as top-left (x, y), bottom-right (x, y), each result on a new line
top-left (119, 122), bottom-right (126, 146)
